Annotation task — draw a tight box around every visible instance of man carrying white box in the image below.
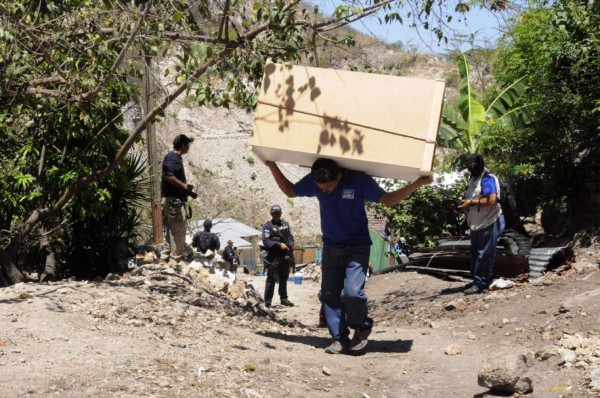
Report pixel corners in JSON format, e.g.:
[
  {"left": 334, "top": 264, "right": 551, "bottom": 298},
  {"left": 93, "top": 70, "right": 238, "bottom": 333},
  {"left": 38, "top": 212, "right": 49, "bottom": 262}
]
[{"left": 266, "top": 158, "right": 432, "bottom": 354}]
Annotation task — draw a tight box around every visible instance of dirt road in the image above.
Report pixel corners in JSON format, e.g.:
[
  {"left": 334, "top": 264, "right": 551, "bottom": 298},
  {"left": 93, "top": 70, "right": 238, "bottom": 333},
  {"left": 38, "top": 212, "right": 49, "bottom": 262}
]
[{"left": 0, "top": 260, "right": 598, "bottom": 397}]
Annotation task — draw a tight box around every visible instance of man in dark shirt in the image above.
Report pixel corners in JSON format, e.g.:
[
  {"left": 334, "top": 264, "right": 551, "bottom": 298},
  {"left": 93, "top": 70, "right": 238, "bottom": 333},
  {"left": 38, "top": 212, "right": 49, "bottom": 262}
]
[
  {"left": 266, "top": 158, "right": 431, "bottom": 354},
  {"left": 262, "top": 205, "right": 295, "bottom": 308},
  {"left": 161, "top": 134, "right": 196, "bottom": 262},
  {"left": 192, "top": 219, "right": 220, "bottom": 256}
]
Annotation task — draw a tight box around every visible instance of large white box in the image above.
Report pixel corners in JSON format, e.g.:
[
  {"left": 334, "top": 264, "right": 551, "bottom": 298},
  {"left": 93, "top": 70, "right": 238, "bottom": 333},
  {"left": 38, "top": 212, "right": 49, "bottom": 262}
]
[{"left": 250, "top": 63, "right": 445, "bottom": 181}]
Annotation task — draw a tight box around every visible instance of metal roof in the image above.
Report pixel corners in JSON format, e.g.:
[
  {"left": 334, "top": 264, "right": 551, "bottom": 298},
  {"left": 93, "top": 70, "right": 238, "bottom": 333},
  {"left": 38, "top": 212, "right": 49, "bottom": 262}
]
[{"left": 187, "top": 218, "right": 262, "bottom": 248}]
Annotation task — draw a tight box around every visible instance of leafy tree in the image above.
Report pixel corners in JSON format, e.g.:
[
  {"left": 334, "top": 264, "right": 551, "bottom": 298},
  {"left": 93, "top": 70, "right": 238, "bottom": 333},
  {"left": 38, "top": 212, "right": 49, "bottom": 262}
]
[
  {"left": 439, "top": 54, "right": 531, "bottom": 154},
  {"left": 0, "top": 0, "right": 512, "bottom": 285},
  {"left": 493, "top": 0, "right": 600, "bottom": 234},
  {"left": 368, "top": 176, "right": 466, "bottom": 247}
]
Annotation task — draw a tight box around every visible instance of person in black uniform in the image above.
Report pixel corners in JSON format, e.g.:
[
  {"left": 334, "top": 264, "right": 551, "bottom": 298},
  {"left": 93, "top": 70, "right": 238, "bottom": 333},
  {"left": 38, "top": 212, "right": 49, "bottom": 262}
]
[
  {"left": 262, "top": 205, "right": 295, "bottom": 308},
  {"left": 192, "top": 219, "right": 220, "bottom": 256}
]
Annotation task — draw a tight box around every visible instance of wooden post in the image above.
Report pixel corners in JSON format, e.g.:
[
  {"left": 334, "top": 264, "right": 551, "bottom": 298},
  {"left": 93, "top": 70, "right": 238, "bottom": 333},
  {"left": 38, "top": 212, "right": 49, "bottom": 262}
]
[{"left": 144, "top": 54, "right": 163, "bottom": 245}]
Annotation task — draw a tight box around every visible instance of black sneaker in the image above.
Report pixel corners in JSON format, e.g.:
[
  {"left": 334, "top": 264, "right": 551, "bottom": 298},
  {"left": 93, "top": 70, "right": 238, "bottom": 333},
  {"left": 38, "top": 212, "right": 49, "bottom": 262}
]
[
  {"left": 280, "top": 299, "right": 294, "bottom": 307},
  {"left": 349, "top": 327, "right": 372, "bottom": 351},
  {"left": 464, "top": 286, "right": 482, "bottom": 295},
  {"left": 324, "top": 339, "right": 349, "bottom": 354}
]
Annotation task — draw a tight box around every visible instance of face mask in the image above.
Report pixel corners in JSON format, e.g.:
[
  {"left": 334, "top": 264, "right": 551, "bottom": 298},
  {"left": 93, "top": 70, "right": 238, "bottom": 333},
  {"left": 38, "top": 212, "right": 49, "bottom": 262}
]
[{"left": 466, "top": 155, "right": 484, "bottom": 177}]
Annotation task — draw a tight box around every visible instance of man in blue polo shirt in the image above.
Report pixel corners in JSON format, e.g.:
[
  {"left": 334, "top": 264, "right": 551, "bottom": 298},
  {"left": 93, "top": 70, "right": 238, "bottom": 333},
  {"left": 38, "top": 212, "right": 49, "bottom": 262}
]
[
  {"left": 266, "top": 158, "right": 432, "bottom": 354},
  {"left": 458, "top": 154, "right": 505, "bottom": 295}
]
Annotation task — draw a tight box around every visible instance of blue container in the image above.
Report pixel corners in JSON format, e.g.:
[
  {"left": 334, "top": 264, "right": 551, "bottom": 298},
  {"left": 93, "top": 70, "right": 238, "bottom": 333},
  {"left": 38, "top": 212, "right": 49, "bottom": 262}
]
[
  {"left": 258, "top": 271, "right": 264, "bottom": 276},
  {"left": 294, "top": 275, "right": 303, "bottom": 285}
]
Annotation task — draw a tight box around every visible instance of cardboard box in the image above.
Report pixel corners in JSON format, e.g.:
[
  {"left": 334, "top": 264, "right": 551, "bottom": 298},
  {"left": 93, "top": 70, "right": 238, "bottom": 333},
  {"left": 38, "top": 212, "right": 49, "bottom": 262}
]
[{"left": 250, "top": 63, "right": 445, "bottom": 181}]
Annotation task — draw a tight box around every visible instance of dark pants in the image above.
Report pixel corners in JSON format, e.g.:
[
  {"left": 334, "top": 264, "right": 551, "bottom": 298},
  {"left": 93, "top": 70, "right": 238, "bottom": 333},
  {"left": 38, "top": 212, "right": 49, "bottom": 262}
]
[
  {"left": 321, "top": 244, "right": 372, "bottom": 341},
  {"left": 264, "top": 257, "right": 291, "bottom": 305},
  {"left": 470, "top": 215, "right": 505, "bottom": 290}
]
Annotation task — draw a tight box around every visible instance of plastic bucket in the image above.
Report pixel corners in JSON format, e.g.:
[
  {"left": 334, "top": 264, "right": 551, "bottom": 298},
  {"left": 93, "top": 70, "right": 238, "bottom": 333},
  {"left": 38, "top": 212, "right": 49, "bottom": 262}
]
[
  {"left": 258, "top": 271, "right": 264, "bottom": 276},
  {"left": 294, "top": 275, "right": 303, "bottom": 285}
]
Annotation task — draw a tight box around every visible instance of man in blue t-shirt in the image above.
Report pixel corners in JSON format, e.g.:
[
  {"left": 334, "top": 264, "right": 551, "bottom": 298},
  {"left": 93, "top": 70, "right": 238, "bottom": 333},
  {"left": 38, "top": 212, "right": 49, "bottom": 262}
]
[
  {"left": 458, "top": 154, "right": 505, "bottom": 294},
  {"left": 266, "top": 158, "right": 432, "bottom": 354}
]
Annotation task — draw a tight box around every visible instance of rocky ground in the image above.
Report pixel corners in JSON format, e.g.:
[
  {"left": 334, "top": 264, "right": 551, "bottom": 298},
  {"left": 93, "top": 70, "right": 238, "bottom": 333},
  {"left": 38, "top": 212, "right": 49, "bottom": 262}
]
[{"left": 1, "top": 242, "right": 599, "bottom": 397}]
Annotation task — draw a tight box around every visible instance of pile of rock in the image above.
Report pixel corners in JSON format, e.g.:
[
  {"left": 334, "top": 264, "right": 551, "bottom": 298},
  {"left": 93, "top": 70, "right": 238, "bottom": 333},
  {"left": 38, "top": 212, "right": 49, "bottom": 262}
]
[
  {"left": 300, "top": 263, "right": 321, "bottom": 282},
  {"left": 117, "top": 253, "right": 272, "bottom": 320},
  {"left": 537, "top": 332, "right": 600, "bottom": 393}
]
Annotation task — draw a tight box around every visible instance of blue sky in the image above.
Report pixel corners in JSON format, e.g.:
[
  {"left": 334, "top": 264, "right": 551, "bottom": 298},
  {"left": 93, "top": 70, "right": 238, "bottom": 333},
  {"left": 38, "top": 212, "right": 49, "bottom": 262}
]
[{"left": 305, "top": 1, "right": 514, "bottom": 53}]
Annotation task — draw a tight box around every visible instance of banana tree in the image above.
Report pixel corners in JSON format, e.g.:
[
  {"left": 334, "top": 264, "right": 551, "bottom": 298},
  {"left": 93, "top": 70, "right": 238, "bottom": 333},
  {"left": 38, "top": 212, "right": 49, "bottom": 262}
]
[{"left": 439, "top": 54, "right": 531, "bottom": 154}]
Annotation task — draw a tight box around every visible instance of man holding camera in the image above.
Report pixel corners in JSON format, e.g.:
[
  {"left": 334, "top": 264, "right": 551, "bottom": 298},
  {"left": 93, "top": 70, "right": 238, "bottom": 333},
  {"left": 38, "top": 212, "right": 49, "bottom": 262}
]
[
  {"left": 161, "top": 134, "right": 197, "bottom": 262},
  {"left": 458, "top": 154, "right": 505, "bottom": 295}
]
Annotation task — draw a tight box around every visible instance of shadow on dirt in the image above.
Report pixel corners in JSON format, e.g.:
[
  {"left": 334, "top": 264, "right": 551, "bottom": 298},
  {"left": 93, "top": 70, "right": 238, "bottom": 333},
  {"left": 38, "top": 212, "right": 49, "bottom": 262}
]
[
  {"left": 473, "top": 391, "right": 515, "bottom": 397},
  {"left": 257, "top": 331, "right": 413, "bottom": 354}
]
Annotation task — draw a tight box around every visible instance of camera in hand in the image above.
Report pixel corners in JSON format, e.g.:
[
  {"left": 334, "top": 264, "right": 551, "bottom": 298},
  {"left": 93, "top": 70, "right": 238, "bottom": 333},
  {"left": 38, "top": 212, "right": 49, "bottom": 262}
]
[{"left": 186, "top": 184, "right": 198, "bottom": 199}]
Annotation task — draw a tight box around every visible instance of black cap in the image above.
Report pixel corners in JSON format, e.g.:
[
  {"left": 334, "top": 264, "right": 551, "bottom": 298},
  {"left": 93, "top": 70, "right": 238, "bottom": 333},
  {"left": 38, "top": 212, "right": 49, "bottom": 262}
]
[
  {"left": 203, "top": 219, "right": 212, "bottom": 228},
  {"left": 270, "top": 205, "right": 282, "bottom": 214},
  {"left": 173, "top": 134, "right": 194, "bottom": 148}
]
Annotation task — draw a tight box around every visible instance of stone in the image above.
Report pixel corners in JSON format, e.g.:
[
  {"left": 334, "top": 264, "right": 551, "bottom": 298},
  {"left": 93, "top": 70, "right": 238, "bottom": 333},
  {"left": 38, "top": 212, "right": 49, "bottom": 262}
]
[
  {"left": 572, "top": 262, "right": 586, "bottom": 273},
  {"left": 208, "top": 274, "right": 230, "bottom": 293},
  {"left": 478, "top": 352, "right": 534, "bottom": 394},
  {"left": 589, "top": 368, "right": 600, "bottom": 391},
  {"left": 561, "top": 334, "right": 582, "bottom": 350},
  {"left": 444, "top": 301, "right": 457, "bottom": 311},
  {"left": 228, "top": 283, "right": 246, "bottom": 300},
  {"left": 322, "top": 366, "right": 332, "bottom": 376},
  {"left": 244, "top": 389, "right": 263, "bottom": 398},
  {"left": 559, "top": 349, "right": 576, "bottom": 365},
  {"left": 445, "top": 344, "right": 462, "bottom": 356},
  {"left": 467, "top": 331, "right": 477, "bottom": 340},
  {"left": 584, "top": 263, "right": 599, "bottom": 273}
]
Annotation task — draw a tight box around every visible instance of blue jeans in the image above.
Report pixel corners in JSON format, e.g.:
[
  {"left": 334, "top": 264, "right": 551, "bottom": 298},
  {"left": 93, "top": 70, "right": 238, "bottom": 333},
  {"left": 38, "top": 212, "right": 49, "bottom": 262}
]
[
  {"left": 470, "top": 215, "right": 505, "bottom": 290},
  {"left": 321, "top": 244, "right": 372, "bottom": 341}
]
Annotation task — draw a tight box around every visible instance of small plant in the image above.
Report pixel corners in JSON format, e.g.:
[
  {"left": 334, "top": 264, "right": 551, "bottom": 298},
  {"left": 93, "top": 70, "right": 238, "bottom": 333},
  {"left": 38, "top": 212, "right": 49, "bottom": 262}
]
[
  {"left": 226, "top": 160, "right": 234, "bottom": 170},
  {"left": 250, "top": 172, "right": 257, "bottom": 181},
  {"left": 286, "top": 198, "right": 294, "bottom": 207},
  {"left": 246, "top": 156, "right": 256, "bottom": 166}
]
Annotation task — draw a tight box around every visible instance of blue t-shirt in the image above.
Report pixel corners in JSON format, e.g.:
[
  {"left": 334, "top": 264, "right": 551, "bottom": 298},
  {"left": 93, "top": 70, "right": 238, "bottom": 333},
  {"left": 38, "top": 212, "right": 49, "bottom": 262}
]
[
  {"left": 481, "top": 174, "right": 498, "bottom": 197},
  {"left": 294, "top": 170, "right": 385, "bottom": 249}
]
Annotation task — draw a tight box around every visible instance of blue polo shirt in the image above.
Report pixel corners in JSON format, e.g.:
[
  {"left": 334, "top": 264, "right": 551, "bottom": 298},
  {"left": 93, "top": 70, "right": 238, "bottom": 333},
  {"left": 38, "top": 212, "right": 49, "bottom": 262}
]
[{"left": 294, "top": 170, "right": 385, "bottom": 249}]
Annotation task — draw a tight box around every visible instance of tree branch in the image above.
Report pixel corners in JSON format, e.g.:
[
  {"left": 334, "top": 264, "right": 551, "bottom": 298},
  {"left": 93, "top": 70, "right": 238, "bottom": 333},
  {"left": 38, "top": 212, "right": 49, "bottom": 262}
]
[{"left": 73, "top": 4, "right": 150, "bottom": 102}]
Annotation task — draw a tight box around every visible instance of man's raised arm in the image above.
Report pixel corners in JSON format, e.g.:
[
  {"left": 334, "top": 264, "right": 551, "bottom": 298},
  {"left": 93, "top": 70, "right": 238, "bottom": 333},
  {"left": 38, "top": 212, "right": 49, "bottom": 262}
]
[
  {"left": 379, "top": 175, "right": 433, "bottom": 206},
  {"left": 265, "top": 161, "right": 297, "bottom": 198}
]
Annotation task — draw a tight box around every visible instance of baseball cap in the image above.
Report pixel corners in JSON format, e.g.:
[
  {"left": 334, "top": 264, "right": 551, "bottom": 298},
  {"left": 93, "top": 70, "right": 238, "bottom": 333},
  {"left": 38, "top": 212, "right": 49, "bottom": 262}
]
[
  {"left": 227, "top": 240, "right": 233, "bottom": 244},
  {"left": 173, "top": 134, "right": 194, "bottom": 147},
  {"left": 270, "top": 205, "right": 282, "bottom": 214}
]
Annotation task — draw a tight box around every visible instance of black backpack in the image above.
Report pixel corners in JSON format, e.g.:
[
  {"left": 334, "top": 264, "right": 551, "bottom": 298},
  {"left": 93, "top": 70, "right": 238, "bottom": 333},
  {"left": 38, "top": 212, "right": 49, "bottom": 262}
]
[
  {"left": 481, "top": 172, "right": 522, "bottom": 232},
  {"left": 195, "top": 231, "right": 214, "bottom": 253}
]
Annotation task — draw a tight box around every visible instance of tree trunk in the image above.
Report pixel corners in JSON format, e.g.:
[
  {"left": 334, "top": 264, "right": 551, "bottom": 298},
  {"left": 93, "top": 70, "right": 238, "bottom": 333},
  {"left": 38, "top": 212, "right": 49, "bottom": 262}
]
[{"left": 0, "top": 238, "right": 24, "bottom": 287}]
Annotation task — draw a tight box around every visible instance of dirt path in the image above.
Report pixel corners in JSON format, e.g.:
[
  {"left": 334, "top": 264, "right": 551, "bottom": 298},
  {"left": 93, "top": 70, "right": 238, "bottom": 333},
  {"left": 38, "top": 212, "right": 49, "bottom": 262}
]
[{"left": 1, "top": 262, "right": 598, "bottom": 397}]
